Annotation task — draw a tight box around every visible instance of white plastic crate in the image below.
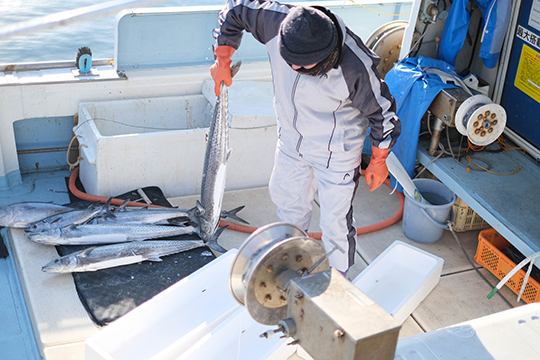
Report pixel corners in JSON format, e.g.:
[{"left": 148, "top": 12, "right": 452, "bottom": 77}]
[
  {"left": 86, "top": 241, "right": 444, "bottom": 360},
  {"left": 85, "top": 250, "right": 242, "bottom": 360},
  {"left": 76, "top": 80, "right": 276, "bottom": 198},
  {"left": 85, "top": 249, "right": 299, "bottom": 360},
  {"left": 353, "top": 241, "right": 444, "bottom": 324}
]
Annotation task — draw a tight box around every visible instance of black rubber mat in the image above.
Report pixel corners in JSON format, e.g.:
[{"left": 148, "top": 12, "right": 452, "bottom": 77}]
[
  {"left": 61, "top": 178, "right": 216, "bottom": 326},
  {"left": 0, "top": 230, "right": 8, "bottom": 258}
]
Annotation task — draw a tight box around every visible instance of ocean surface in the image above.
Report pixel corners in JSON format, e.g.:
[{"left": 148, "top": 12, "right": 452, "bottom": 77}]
[{"left": 0, "top": 0, "right": 311, "bottom": 63}]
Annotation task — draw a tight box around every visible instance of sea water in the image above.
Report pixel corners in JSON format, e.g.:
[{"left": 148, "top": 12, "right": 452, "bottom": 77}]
[{"left": 0, "top": 0, "right": 312, "bottom": 63}]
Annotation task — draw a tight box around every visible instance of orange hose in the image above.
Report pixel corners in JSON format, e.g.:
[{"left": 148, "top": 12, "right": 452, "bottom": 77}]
[
  {"left": 220, "top": 174, "right": 404, "bottom": 239},
  {"left": 69, "top": 167, "right": 404, "bottom": 238},
  {"left": 69, "top": 167, "right": 164, "bottom": 208}
]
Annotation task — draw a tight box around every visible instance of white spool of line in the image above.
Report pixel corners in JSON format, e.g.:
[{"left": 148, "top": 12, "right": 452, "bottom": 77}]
[{"left": 455, "top": 95, "right": 506, "bottom": 146}]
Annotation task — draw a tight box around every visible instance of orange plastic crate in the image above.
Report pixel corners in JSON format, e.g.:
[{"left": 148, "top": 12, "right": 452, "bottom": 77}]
[{"left": 474, "top": 228, "right": 540, "bottom": 304}]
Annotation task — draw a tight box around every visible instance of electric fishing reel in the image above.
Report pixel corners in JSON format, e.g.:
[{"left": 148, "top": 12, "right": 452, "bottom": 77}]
[
  {"left": 455, "top": 94, "right": 506, "bottom": 146},
  {"left": 229, "top": 223, "right": 329, "bottom": 325},
  {"left": 229, "top": 223, "right": 400, "bottom": 360}
]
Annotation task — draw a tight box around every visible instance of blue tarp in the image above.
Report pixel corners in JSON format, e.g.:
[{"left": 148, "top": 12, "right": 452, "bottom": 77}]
[
  {"left": 384, "top": 56, "right": 459, "bottom": 191},
  {"left": 438, "top": 0, "right": 512, "bottom": 68}
]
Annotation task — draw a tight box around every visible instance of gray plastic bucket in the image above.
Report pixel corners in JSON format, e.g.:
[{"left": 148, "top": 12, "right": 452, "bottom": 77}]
[{"left": 402, "top": 179, "right": 456, "bottom": 244}]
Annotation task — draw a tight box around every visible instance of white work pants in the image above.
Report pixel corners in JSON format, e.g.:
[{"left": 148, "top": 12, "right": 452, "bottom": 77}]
[{"left": 269, "top": 145, "right": 359, "bottom": 272}]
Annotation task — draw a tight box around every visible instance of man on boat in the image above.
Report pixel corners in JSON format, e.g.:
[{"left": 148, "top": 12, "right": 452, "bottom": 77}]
[{"left": 210, "top": 1, "right": 401, "bottom": 274}]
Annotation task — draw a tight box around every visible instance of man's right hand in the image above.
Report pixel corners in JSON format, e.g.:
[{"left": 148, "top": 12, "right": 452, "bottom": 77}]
[
  {"left": 365, "top": 146, "right": 390, "bottom": 191},
  {"left": 210, "top": 45, "right": 236, "bottom": 96}
]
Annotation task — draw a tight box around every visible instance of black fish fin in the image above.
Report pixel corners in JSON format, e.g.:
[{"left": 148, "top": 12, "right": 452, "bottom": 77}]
[
  {"left": 196, "top": 200, "right": 206, "bottom": 216},
  {"left": 167, "top": 218, "right": 191, "bottom": 226},
  {"left": 104, "top": 197, "right": 113, "bottom": 208},
  {"left": 187, "top": 206, "right": 200, "bottom": 224},
  {"left": 118, "top": 199, "right": 129, "bottom": 211},
  {"left": 221, "top": 205, "right": 249, "bottom": 225},
  {"left": 226, "top": 148, "right": 232, "bottom": 161},
  {"left": 102, "top": 198, "right": 116, "bottom": 218},
  {"left": 79, "top": 247, "right": 95, "bottom": 258},
  {"left": 230, "top": 61, "right": 242, "bottom": 78},
  {"left": 207, "top": 226, "right": 228, "bottom": 253},
  {"left": 64, "top": 223, "right": 77, "bottom": 231}
]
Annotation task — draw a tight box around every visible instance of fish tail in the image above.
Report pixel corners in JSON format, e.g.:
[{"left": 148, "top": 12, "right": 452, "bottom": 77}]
[
  {"left": 221, "top": 205, "right": 249, "bottom": 225},
  {"left": 206, "top": 225, "right": 228, "bottom": 253}
]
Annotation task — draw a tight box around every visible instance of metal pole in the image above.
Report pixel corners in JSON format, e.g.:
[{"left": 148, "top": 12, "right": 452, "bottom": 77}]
[
  {"left": 17, "top": 147, "right": 79, "bottom": 155},
  {"left": 0, "top": 0, "right": 169, "bottom": 41}
]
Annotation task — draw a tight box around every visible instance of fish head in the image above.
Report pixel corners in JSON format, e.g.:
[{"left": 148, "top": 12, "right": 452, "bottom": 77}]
[
  {"left": 186, "top": 206, "right": 201, "bottom": 224},
  {"left": 25, "top": 221, "right": 47, "bottom": 233},
  {"left": 42, "top": 256, "right": 77, "bottom": 273},
  {"left": 0, "top": 207, "right": 12, "bottom": 227},
  {"left": 28, "top": 228, "right": 62, "bottom": 244},
  {"left": 198, "top": 218, "right": 215, "bottom": 242}
]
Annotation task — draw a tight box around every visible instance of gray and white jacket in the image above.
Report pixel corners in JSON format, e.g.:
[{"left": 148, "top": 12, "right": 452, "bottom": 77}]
[{"left": 213, "top": 0, "right": 401, "bottom": 171}]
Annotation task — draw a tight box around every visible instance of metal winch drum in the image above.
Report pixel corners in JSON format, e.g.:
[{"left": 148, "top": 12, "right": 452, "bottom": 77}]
[
  {"left": 230, "top": 223, "right": 329, "bottom": 325},
  {"left": 455, "top": 94, "right": 507, "bottom": 146}
]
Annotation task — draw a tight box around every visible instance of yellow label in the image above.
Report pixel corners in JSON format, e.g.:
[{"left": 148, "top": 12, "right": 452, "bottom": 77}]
[{"left": 515, "top": 44, "right": 540, "bottom": 104}]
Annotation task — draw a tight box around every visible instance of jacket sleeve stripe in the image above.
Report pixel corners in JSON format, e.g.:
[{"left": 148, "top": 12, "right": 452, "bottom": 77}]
[
  {"left": 213, "top": 0, "right": 290, "bottom": 47},
  {"left": 343, "top": 29, "right": 400, "bottom": 149}
]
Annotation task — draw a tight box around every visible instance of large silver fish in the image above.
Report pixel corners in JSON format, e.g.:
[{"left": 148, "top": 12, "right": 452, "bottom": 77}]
[
  {"left": 96, "top": 204, "right": 200, "bottom": 225},
  {"left": 197, "top": 61, "right": 242, "bottom": 242},
  {"left": 0, "top": 202, "right": 72, "bottom": 228},
  {"left": 26, "top": 198, "right": 114, "bottom": 232},
  {"left": 28, "top": 223, "right": 198, "bottom": 246},
  {"left": 98, "top": 203, "right": 248, "bottom": 226},
  {"left": 41, "top": 239, "right": 220, "bottom": 273}
]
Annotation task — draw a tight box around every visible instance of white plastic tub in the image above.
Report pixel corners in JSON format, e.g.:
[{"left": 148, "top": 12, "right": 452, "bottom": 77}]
[
  {"left": 76, "top": 95, "right": 211, "bottom": 198},
  {"left": 353, "top": 241, "right": 444, "bottom": 324},
  {"left": 175, "top": 308, "right": 296, "bottom": 360},
  {"left": 86, "top": 241, "right": 444, "bottom": 360},
  {"left": 85, "top": 250, "right": 242, "bottom": 360},
  {"left": 85, "top": 249, "right": 298, "bottom": 360},
  {"left": 76, "top": 80, "right": 277, "bottom": 198}
]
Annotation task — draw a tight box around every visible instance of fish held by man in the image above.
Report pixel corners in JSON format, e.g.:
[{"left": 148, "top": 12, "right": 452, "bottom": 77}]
[{"left": 197, "top": 61, "right": 242, "bottom": 243}]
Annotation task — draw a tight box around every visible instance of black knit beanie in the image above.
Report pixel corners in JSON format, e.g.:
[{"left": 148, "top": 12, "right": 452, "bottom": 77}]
[{"left": 278, "top": 6, "right": 338, "bottom": 66}]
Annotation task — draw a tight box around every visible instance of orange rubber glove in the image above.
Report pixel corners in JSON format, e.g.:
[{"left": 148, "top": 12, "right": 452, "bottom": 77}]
[
  {"left": 365, "top": 146, "right": 390, "bottom": 191},
  {"left": 210, "top": 45, "right": 235, "bottom": 96}
]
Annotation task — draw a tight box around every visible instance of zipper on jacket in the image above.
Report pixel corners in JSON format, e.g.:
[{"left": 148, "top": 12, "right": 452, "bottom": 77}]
[
  {"left": 291, "top": 73, "right": 303, "bottom": 156},
  {"left": 326, "top": 100, "right": 342, "bottom": 168}
]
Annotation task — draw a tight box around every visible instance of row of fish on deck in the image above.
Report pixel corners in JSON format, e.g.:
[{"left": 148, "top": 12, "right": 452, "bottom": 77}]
[
  {"left": 0, "top": 62, "right": 244, "bottom": 274},
  {"left": 0, "top": 200, "right": 246, "bottom": 273}
]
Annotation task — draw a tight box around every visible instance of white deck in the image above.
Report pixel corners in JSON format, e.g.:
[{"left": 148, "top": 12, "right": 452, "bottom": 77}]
[{"left": 3, "top": 169, "right": 524, "bottom": 360}]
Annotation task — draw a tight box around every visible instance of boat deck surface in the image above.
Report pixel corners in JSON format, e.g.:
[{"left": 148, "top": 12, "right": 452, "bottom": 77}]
[{"left": 0, "top": 169, "right": 524, "bottom": 360}]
